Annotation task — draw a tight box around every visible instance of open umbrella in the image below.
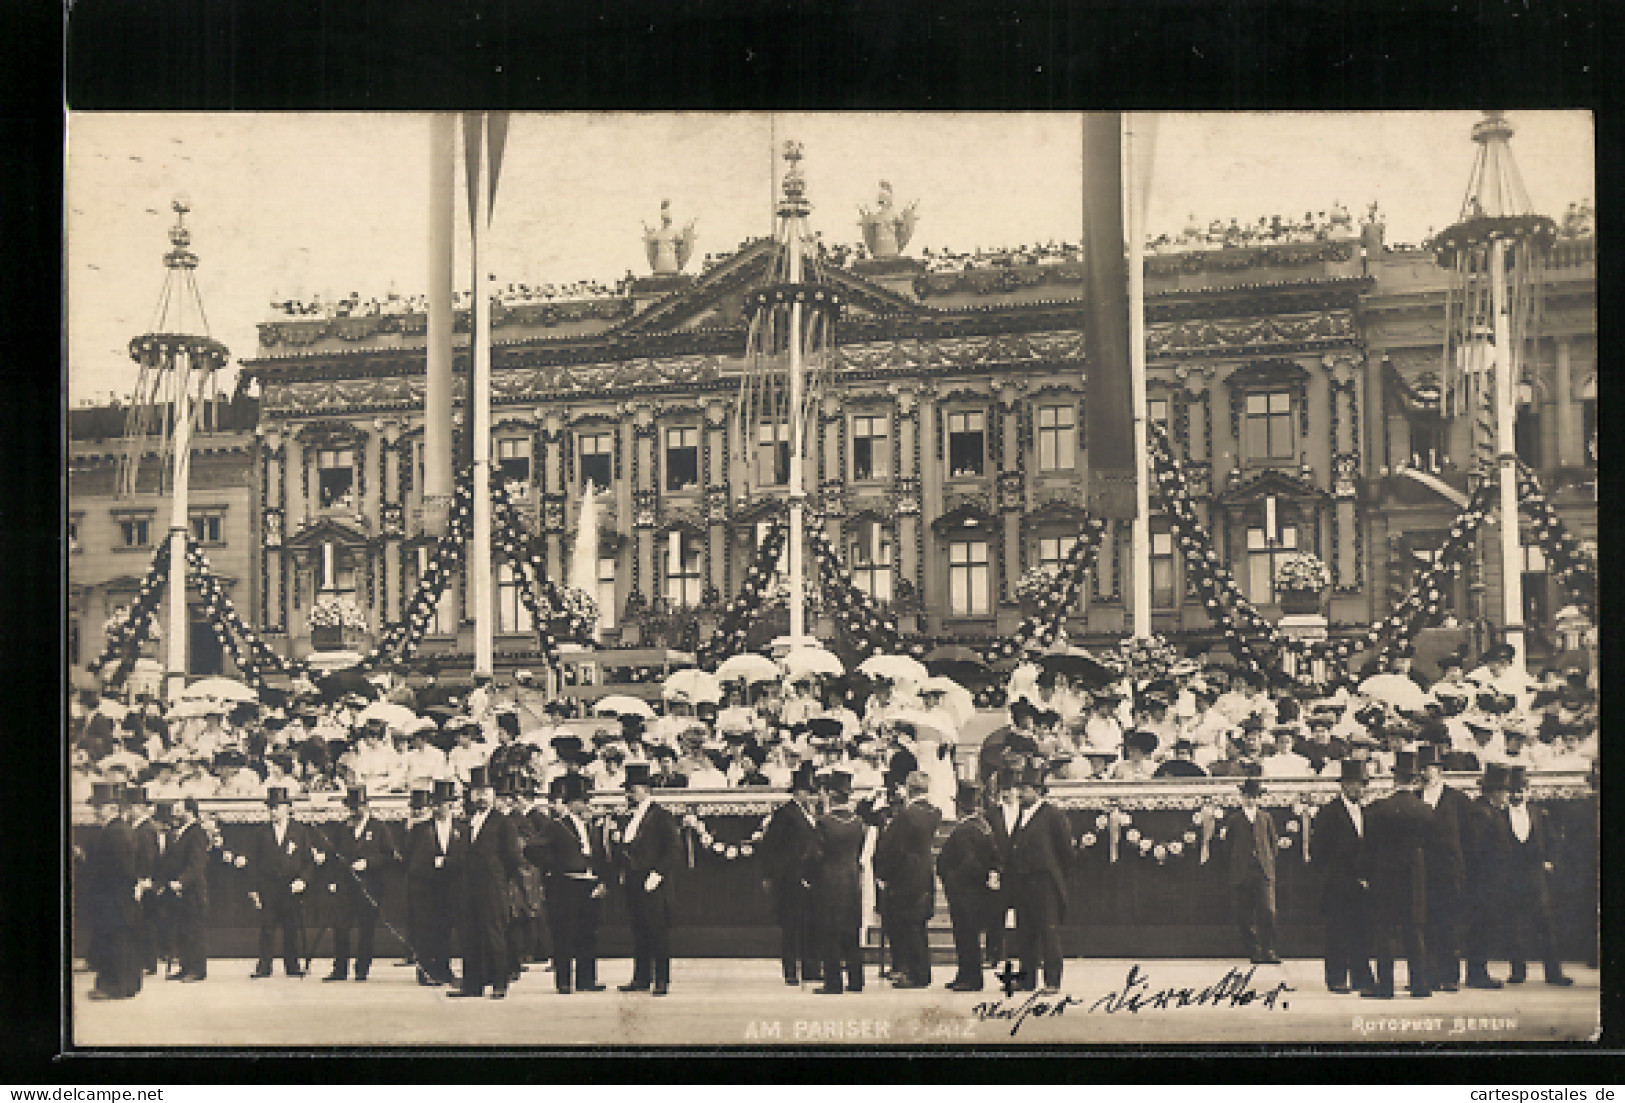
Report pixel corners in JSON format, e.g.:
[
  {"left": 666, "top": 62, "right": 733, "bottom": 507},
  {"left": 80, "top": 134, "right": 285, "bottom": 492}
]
[
  {"left": 921, "top": 676, "right": 976, "bottom": 726},
  {"left": 926, "top": 658, "right": 996, "bottom": 686},
  {"left": 1038, "top": 647, "right": 1118, "bottom": 689},
  {"left": 1358, "top": 672, "right": 1432, "bottom": 712},
  {"left": 858, "top": 654, "right": 929, "bottom": 684},
  {"left": 358, "top": 701, "right": 419, "bottom": 729},
  {"left": 663, "top": 668, "right": 723, "bottom": 705},
  {"left": 95, "top": 698, "right": 129, "bottom": 721},
  {"left": 781, "top": 647, "right": 845, "bottom": 680},
  {"left": 714, "top": 653, "right": 781, "bottom": 684},
  {"left": 179, "top": 676, "right": 258, "bottom": 703},
  {"left": 883, "top": 707, "right": 956, "bottom": 741},
  {"left": 316, "top": 668, "right": 383, "bottom": 703},
  {"left": 923, "top": 644, "right": 985, "bottom": 666},
  {"left": 165, "top": 698, "right": 214, "bottom": 719},
  {"left": 593, "top": 695, "right": 657, "bottom": 720}
]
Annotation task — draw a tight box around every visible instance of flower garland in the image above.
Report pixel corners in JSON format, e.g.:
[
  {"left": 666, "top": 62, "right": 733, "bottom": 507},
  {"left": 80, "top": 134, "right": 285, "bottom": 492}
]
[
  {"left": 87, "top": 540, "right": 172, "bottom": 687},
  {"left": 696, "top": 518, "right": 789, "bottom": 671},
  {"left": 307, "top": 594, "right": 368, "bottom": 631},
  {"left": 805, "top": 522, "right": 908, "bottom": 658},
  {"left": 104, "top": 605, "right": 160, "bottom": 645},
  {"left": 1275, "top": 551, "right": 1331, "bottom": 593},
  {"left": 359, "top": 469, "right": 475, "bottom": 670},
  {"left": 982, "top": 517, "right": 1109, "bottom": 661},
  {"left": 679, "top": 810, "right": 772, "bottom": 859},
  {"left": 186, "top": 538, "right": 308, "bottom": 688},
  {"left": 1516, "top": 462, "right": 1596, "bottom": 619}
]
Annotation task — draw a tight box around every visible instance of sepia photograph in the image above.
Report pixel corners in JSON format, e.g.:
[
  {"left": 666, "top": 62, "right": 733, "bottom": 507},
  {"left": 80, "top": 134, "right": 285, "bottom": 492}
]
[{"left": 64, "top": 109, "right": 1598, "bottom": 1048}]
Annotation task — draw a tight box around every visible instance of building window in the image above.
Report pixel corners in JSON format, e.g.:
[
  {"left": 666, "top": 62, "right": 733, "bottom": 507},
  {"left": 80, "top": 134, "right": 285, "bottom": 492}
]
[
  {"left": 117, "top": 516, "right": 152, "bottom": 549},
  {"left": 579, "top": 432, "right": 614, "bottom": 491},
  {"left": 947, "top": 411, "right": 986, "bottom": 478},
  {"left": 1514, "top": 405, "right": 1542, "bottom": 468},
  {"left": 757, "top": 422, "right": 790, "bottom": 487},
  {"left": 496, "top": 437, "right": 532, "bottom": 485},
  {"left": 1246, "top": 523, "right": 1298, "bottom": 604},
  {"left": 852, "top": 414, "right": 889, "bottom": 481},
  {"left": 597, "top": 555, "right": 618, "bottom": 631},
  {"left": 850, "top": 520, "right": 893, "bottom": 604},
  {"left": 191, "top": 513, "right": 224, "bottom": 546},
  {"left": 319, "top": 541, "right": 357, "bottom": 596},
  {"left": 317, "top": 448, "right": 356, "bottom": 510},
  {"left": 1148, "top": 398, "right": 1170, "bottom": 426},
  {"left": 415, "top": 546, "right": 456, "bottom": 633},
  {"left": 69, "top": 515, "right": 82, "bottom": 554},
  {"left": 497, "top": 562, "right": 533, "bottom": 634},
  {"left": 1243, "top": 392, "right": 1295, "bottom": 463},
  {"left": 1522, "top": 544, "right": 1549, "bottom": 627},
  {"left": 664, "top": 531, "right": 703, "bottom": 608},
  {"left": 1151, "top": 530, "right": 1177, "bottom": 609},
  {"left": 948, "top": 539, "right": 991, "bottom": 616},
  {"left": 1036, "top": 404, "right": 1076, "bottom": 472},
  {"left": 665, "top": 427, "right": 700, "bottom": 491}
]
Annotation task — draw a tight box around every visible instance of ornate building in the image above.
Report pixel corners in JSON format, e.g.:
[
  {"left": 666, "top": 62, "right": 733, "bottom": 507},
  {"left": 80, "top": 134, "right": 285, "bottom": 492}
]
[{"left": 239, "top": 205, "right": 1403, "bottom": 670}]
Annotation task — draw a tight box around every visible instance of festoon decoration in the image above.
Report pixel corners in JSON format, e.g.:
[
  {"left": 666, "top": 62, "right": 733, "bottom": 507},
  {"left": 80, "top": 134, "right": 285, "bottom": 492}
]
[
  {"left": 1516, "top": 461, "right": 1596, "bottom": 619},
  {"left": 358, "top": 466, "right": 475, "bottom": 670},
  {"left": 980, "top": 517, "right": 1110, "bottom": 662},
  {"left": 490, "top": 474, "right": 599, "bottom": 667},
  {"left": 88, "top": 539, "right": 172, "bottom": 687},
  {"left": 804, "top": 519, "right": 909, "bottom": 658},
  {"left": 696, "top": 517, "right": 790, "bottom": 671},
  {"left": 186, "top": 537, "right": 308, "bottom": 688}
]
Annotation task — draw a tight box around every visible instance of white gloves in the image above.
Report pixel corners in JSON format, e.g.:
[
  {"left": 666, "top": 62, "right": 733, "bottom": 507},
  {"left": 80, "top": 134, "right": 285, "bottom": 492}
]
[
  {"left": 169, "top": 880, "right": 183, "bottom": 893},
  {"left": 352, "top": 858, "right": 367, "bottom": 872},
  {"left": 312, "top": 850, "right": 327, "bottom": 865},
  {"left": 290, "top": 878, "right": 306, "bottom": 894},
  {"left": 987, "top": 870, "right": 1000, "bottom": 891},
  {"left": 644, "top": 871, "right": 662, "bottom": 893},
  {"left": 249, "top": 891, "right": 262, "bottom": 909}
]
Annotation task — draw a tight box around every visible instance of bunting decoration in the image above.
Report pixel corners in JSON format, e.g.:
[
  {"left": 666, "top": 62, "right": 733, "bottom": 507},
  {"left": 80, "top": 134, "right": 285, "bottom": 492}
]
[
  {"left": 88, "top": 540, "right": 172, "bottom": 686},
  {"left": 696, "top": 518, "right": 790, "bottom": 671},
  {"left": 186, "top": 538, "right": 307, "bottom": 687},
  {"left": 805, "top": 522, "right": 908, "bottom": 657},
  {"left": 1516, "top": 462, "right": 1597, "bottom": 618},
  {"left": 982, "top": 518, "right": 1109, "bottom": 661}
]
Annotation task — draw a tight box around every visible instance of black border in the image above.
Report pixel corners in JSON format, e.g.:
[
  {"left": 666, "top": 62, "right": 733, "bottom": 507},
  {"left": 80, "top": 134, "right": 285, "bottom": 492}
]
[{"left": 11, "top": 0, "right": 1621, "bottom": 1083}]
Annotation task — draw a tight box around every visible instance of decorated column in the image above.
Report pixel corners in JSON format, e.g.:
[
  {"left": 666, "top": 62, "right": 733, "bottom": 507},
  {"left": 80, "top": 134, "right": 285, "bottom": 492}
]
[
  {"left": 998, "top": 384, "right": 1023, "bottom": 603},
  {"left": 632, "top": 404, "right": 657, "bottom": 604},
  {"left": 543, "top": 411, "right": 566, "bottom": 582},
  {"left": 382, "top": 421, "right": 403, "bottom": 625},
  {"left": 820, "top": 395, "right": 844, "bottom": 549},
  {"left": 706, "top": 402, "right": 729, "bottom": 596},
  {"left": 895, "top": 386, "right": 921, "bottom": 596},
  {"left": 263, "top": 429, "right": 287, "bottom": 632}
]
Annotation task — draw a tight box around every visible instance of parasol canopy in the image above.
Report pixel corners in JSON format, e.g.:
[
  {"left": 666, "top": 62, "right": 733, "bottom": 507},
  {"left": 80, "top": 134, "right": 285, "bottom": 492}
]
[
  {"left": 715, "top": 653, "right": 782, "bottom": 684},
  {"left": 920, "top": 676, "right": 976, "bottom": 726},
  {"left": 923, "top": 644, "right": 985, "bottom": 665},
  {"left": 781, "top": 646, "right": 845, "bottom": 680},
  {"left": 1358, "top": 672, "right": 1433, "bottom": 712},
  {"left": 663, "top": 668, "right": 723, "bottom": 705},
  {"left": 593, "top": 695, "right": 657, "bottom": 720},
  {"left": 178, "top": 676, "right": 259, "bottom": 703},
  {"left": 317, "top": 668, "right": 383, "bottom": 703},
  {"left": 1038, "top": 647, "right": 1118, "bottom": 689},
  {"left": 883, "top": 708, "right": 956, "bottom": 742},
  {"left": 858, "top": 654, "right": 929, "bottom": 684},
  {"left": 95, "top": 698, "right": 130, "bottom": 720},
  {"left": 357, "top": 701, "right": 419, "bottom": 730}
]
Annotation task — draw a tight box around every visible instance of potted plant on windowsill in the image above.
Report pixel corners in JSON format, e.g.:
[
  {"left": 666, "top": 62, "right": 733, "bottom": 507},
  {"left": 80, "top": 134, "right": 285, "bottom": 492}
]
[
  {"left": 1275, "top": 551, "right": 1331, "bottom": 616},
  {"left": 308, "top": 594, "right": 368, "bottom": 650}
]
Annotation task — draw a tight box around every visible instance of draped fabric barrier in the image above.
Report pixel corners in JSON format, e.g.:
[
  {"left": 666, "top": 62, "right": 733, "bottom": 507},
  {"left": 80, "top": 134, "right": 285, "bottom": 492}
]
[{"left": 71, "top": 775, "right": 1596, "bottom": 961}]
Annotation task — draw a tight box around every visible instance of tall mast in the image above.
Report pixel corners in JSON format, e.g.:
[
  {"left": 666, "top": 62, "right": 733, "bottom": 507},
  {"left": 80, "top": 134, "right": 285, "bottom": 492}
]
[
  {"left": 784, "top": 142, "right": 809, "bottom": 644},
  {"left": 1125, "top": 115, "right": 1152, "bottom": 639}
]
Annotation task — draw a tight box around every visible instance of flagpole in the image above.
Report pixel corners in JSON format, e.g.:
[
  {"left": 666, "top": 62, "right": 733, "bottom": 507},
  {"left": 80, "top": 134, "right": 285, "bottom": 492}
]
[
  {"left": 786, "top": 160, "right": 807, "bottom": 646},
  {"left": 1125, "top": 114, "right": 1152, "bottom": 639},
  {"left": 470, "top": 116, "right": 495, "bottom": 681}
]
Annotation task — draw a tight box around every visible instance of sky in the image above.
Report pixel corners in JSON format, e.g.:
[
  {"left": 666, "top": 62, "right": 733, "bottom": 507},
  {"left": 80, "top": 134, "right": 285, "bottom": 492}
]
[{"left": 65, "top": 111, "right": 1594, "bottom": 404}]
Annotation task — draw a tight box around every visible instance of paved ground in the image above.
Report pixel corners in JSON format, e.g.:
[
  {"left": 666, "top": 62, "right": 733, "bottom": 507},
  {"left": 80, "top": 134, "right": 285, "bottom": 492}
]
[{"left": 72, "top": 958, "right": 1599, "bottom": 1047}]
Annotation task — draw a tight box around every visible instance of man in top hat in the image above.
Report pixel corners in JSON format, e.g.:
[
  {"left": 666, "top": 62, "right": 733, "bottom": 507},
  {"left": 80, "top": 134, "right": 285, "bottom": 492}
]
[
  {"left": 321, "top": 786, "right": 399, "bottom": 983},
  {"left": 1154, "top": 737, "right": 1209, "bottom": 778},
  {"left": 447, "top": 766, "right": 523, "bottom": 999},
  {"left": 1009, "top": 760, "right": 1073, "bottom": 994},
  {"left": 616, "top": 761, "right": 682, "bottom": 995},
  {"left": 1223, "top": 775, "right": 1281, "bottom": 966},
  {"left": 125, "top": 785, "right": 167, "bottom": 977},
  {"left": 811, "top": 768, "right": 868, "bottom": 994},
  {"left": 1312, "top": 760, "right": 1375, "bottom": 992},
  {"left": 157, "top": 796, "right": 211, "bottom": 982},
  {"left": 1501, "top": 766, "right": 1573, "bottom": 986},
  {"left": 759, "top": 761, "right": 824, "bottom": 986},
  {"left": 1460, "top": 763, "right": 1511, "bottom": 988},
  {"left": 405, "top": 779, "right": 462, "bottom": 986},
  {"left": 85, "top": 782, "right": 144, "bottom": 999},
  {"left": 984, "top": 765, "right": 1022, "bottom": 966},
  {"left": 875, "top": 770, "right": 942, "bottom": 989},
  {"left": 1415, "top": 739, "right": 1469, "bottom": 992},
  {"left": 936, "top": 778, "right": 1000, "bottom": 991},
  {"left": 535, "top": 771, "right": 608, "bottom": 993},
  {"left": 248, "top": 786, "right": 314, "bottom": 978},
  {"left": 1362, "top": 750, "right": 1435, "bottom": 998}
]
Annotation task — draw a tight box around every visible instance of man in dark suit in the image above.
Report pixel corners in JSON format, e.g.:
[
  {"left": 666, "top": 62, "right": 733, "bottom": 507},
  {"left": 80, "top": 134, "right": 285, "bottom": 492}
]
[
  {"left": 158, "top": 797, "right": 211, "bottom": 983},
  {"left": 1362, "top": 751, "right": 1434, "bottom": 998},
  {"left": 1224, "top": 775, "right": 1281, "bottom": 965},
  {"left": 532, "top": 771, "right": 608, "bottom": 993},
  {"left": 250, "top": 786, "right": 313, "bottom": 978},
  {"left": 126, "top": 787, "right": 168, "bottom": 976},
  {"left": 874, "top": 769, "right": 942, "bottom": 989},
  {"left": 617, "top": 762, "right": 682, "bottom": 995},
  {"left": 85, "top": 783, "right": 143, "bottom": 1000},
  {"left": 984, "top": 766, "right": 1021, "bottom": 966},
  {"left": 811, "top": 768, "right": 867, "bottom": 994},
  {"left": 321, "top": 786, "right": 398, "bottom": 983},
  {"left": 1416, "top": 738, "right": 1469, "bottom": 992},
  {"left": 448, "top": 766, "right": 523, "bottom": 999},
  {"left": 758, "top": 762, "right": 823, "bottom": 986},
  {"left": 406, "top": 779, "right": 462, "bottom": 987},
  {"left": 1461, "top": 762, "right": 1510, "bottom": 988},
  {"left": 1010, "top": 760, "right": 1073, "bottom": 994},
  {"left": 1311, "top": 760, "right": 1374, "bottom": 992},
  {"left": 1501, "top": 767, "right": 1573, "bottom": 986},
  {"left": 937, "top": 779, "right": 1000, "bottom": 991}
]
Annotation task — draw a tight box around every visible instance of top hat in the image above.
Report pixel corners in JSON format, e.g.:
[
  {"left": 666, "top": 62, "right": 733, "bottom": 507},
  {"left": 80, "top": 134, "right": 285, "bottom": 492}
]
[
  {"left": 1171, "top": 736, "right": 1197, "bottom": 754},
  {"left": 123, "top": 784, "right": 150, "bottom": 805},
  {"left": 1504, "top": 764, "right": 1530, "bottom": 791},
  {"left": 954, "top": 778, "right": 983, "bottom": 810},
  {"left": 1124, "top": 729, "right": 1160, "bottom": 756},
  {"left": 790, "top": 762, "right": 820, "bottom": 793},
  {"left": 807, "top": 716, "right": 845, "bottom": 741},
  {"left": 1240, "top": 714, "right": 1266, "bottom": 733},
  {"left": 408, "top": 787, "right": 431, "bottom": 811},
  {"left": 1480, "top": 762, "right": 1510, "bottom": 792},
  {"left": 743, "top": 742, "right": 771, "bottom": 768},
  {"left": 650, "top": 743, "right": 678, "bottom": 761},
  {"left": 1239, "top": 776, "right": 1265, "bottom": 797},
  {"left": 342, "top": 785, "right": 368, "bottom": 808},
  {"left": 90, "top": 781, "right": 121, "bottom": 806},
  {"left": 432, "top": 779, "right": 458, "bottom": 804},
  {"left": 1392, "top": 749, "right": 1419, "bottom": 779},
  {"left": 1418, "top": 719, "right": 1450, "bottom": 745},
  {"left": 264, "top": 786, "right": 293, "bottom": 807},
  {"left": 556, "top": 772, "right": 590, "bottom": 803},
  {"left": 467, "top": 766, "right": 492, "bottom": 791},
  {"left": 1338, "top": 758, "right": 1370, "bottom": 782},
  {"left": 824, "top": 768, "right": 854, "bottom": 796},
  {"left": 1018, "top": 760, "right": 1047, "bottom": 788},
  {"left": 623, "top": 761, "right": 654, "bottom": 789},
  {"left": 1414, "top": 743, "right": 1442, "bottom": 769}
]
